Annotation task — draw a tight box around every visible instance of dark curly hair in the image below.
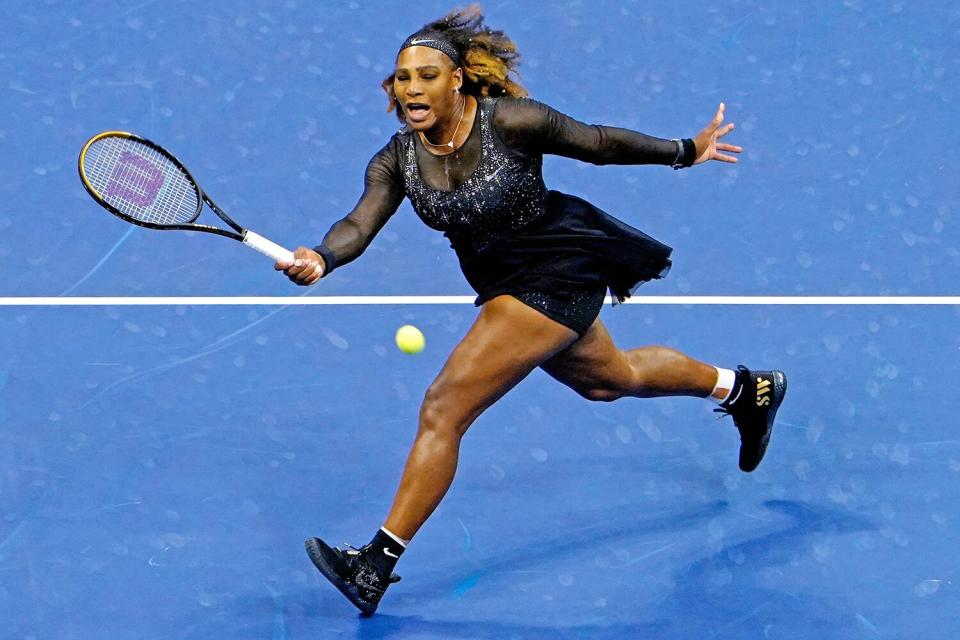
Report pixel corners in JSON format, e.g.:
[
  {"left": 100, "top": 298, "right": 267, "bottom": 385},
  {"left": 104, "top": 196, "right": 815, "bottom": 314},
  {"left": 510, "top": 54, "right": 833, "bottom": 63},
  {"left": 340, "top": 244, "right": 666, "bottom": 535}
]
[{"left": 382, "top": 5, "right": 528, "bottom": 121}]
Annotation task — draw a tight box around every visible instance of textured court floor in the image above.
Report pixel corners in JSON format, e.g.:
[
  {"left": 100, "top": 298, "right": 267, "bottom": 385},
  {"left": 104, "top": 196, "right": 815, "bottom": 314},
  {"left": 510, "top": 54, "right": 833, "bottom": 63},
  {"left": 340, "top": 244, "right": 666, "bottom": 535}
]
[
  {"left": 2, "top": 304, "right": 957, "bottom": 638},
  {"left": 1, "top": 1, "right": 957, "bottom": 638}
]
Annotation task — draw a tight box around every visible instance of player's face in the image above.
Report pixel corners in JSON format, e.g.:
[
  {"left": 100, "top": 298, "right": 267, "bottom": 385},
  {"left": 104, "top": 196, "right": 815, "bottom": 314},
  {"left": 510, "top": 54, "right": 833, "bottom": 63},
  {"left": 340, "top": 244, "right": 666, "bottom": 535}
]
[{"left": 394, "top": 46, "right": 462, "bottom": 132}]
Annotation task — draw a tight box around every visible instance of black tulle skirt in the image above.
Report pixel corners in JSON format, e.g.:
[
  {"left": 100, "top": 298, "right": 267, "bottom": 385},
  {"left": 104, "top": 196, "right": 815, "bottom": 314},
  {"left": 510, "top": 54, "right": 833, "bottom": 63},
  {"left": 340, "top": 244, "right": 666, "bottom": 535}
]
[{"left": 451, "top": 190, "right": 673, "bottom": 333}]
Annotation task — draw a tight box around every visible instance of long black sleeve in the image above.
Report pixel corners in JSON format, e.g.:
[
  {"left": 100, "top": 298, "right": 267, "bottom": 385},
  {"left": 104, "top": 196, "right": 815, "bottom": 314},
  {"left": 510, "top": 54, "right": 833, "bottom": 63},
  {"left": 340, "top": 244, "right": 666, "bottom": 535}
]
[
  {"left": 492, "top": 97, "right": 680, "bottom": 166},
  {"left": 315, "top": 137, "right": 405, "bottom": 273}
]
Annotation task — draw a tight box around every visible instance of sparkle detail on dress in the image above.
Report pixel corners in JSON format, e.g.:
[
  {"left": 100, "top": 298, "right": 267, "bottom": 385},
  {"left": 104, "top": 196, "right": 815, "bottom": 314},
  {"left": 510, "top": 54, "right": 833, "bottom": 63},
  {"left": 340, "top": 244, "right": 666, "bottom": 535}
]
[
  {"left": 513, "top": 288, "right": 606, "bottom": 336},
  {"left": 400, "top": 98, "right": 548, "bottom": 251}
]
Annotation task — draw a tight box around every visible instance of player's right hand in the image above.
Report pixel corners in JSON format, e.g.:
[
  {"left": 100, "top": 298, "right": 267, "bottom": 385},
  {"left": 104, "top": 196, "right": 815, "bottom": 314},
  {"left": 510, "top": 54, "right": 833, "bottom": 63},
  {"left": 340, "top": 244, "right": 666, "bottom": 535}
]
[{"left": 275, "top": 246, "right": 324, "bottom": 286}]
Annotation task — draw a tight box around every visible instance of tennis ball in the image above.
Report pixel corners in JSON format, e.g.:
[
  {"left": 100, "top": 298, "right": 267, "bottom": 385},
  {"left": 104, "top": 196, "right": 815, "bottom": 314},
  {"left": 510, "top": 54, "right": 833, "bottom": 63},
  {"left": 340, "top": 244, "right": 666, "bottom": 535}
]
[{"left": 395, "top": 324, "right": 425, "bottom": 354}]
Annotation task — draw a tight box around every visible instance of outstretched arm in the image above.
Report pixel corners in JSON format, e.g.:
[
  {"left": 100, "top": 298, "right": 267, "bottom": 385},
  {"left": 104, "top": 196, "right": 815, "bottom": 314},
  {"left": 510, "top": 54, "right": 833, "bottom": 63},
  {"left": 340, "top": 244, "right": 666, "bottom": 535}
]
[
  {"left": 277, "top": 141, "right": 405, "bottom": 286},
  {"left": 492, "top": 98, "right": 741, "bottom": 167}
]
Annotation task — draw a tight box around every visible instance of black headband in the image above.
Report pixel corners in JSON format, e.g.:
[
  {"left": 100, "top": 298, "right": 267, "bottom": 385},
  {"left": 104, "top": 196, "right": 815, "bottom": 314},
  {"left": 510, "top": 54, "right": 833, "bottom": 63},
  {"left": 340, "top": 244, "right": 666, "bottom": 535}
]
[{"left": 398, "top": 31, "right": 462, "bottom": 67}]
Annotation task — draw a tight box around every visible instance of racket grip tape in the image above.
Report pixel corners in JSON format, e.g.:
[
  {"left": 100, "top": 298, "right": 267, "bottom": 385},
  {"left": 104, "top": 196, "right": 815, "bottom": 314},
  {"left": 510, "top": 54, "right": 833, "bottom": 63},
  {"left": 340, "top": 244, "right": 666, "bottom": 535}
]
[{"left": 242, "top": 230, "right": 295, "bottom": 264}]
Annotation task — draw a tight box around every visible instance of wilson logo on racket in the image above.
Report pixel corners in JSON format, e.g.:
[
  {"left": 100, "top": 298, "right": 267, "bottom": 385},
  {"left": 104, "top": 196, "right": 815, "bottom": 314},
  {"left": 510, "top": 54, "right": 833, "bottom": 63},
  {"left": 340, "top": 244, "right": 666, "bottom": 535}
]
[
  {"left": 103, "top": 151, "right": 165, "bottom": 207},
  {"left": 78, "top": 131, "right": 294, "bottom": 264}
]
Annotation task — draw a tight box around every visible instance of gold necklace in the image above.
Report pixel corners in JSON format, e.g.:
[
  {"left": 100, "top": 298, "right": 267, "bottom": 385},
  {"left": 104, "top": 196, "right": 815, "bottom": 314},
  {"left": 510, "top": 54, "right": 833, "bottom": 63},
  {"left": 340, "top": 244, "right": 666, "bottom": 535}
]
[{"left": 419, "top": 94, "right": 467, "bottom": 151}]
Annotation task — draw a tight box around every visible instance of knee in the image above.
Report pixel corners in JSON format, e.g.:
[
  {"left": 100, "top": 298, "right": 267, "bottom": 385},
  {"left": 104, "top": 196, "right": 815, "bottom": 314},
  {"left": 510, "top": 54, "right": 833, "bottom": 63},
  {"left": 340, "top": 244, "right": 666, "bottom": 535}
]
[{"left": 418, "top": 383, "right": 468, "bottom": 439}]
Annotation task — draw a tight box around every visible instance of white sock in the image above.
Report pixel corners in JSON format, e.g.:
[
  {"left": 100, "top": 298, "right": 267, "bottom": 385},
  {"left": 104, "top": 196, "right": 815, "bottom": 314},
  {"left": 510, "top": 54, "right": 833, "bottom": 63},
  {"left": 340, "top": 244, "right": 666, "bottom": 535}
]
[
  {"left": 381, "top": 526, "right": 409, "bottom": 548},
  {"left": 709, "top": 367, "right": 737, "bottom": 404}
]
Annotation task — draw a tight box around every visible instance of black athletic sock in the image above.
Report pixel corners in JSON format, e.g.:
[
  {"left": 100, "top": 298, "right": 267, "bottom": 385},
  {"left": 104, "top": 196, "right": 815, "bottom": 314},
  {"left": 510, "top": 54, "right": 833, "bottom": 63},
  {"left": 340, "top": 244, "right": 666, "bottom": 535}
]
[{"left": 365, "top": 528, "right": 405, "bottom": 578}]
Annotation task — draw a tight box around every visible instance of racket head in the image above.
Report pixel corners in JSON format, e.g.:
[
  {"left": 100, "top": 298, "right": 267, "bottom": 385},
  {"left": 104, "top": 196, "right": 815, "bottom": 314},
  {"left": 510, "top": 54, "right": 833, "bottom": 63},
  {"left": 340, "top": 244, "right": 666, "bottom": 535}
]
[{"left": 78, "top": 131, "right": 204, "bottom": 229}]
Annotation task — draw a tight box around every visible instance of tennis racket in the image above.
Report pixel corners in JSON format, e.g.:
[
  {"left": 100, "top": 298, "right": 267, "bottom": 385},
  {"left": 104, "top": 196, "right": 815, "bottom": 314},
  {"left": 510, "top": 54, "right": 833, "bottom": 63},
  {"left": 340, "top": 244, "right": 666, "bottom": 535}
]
[{"left": 78, "top": 131, "right": 294, "bottom": 264}]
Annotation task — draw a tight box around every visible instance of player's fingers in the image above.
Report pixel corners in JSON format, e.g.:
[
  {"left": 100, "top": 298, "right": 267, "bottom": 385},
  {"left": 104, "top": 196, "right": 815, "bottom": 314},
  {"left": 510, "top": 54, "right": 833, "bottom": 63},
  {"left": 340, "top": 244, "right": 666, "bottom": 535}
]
[
  {"left": 289, "top": 247, "right": 323, "bottom": 279},
  {"left": 288, "top": 272, "right": 309, "bottom": 285},
  {"left": 292, "top": 255, "right": 320, "bottom": 276},
  {"left": 286, "top": 259, "right": 305, "bottom": 276},
  {"left": 714, "top": 153, "right": 739, "bottom": 163},
  {"left": 300, "top": 259, "right": 320, "bottom": 276},
  {"left": 716, "top": 142, "right": 743, "bottom": 153},
  {"left": 709, "top": 102, "right": 725, "bottom": 130},
  {"left": 284, "top": 247, "right": 307, "bottom": 273},
  {"left": 295, "top": 261, "right": 322, "bottom": 283},
  {"left": 299, "top": 269, "right": 321, "bottom": 285}
]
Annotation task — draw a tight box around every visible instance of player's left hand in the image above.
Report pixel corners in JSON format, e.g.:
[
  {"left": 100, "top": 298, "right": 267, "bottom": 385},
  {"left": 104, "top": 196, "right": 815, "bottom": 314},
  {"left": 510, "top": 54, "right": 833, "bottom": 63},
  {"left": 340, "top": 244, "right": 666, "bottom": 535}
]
[
  {"left": 275, "top": 246, "right": 324, "bottom": 286},
  {"left": 692, "top": 102, "right": 742, "bottom": 165}
]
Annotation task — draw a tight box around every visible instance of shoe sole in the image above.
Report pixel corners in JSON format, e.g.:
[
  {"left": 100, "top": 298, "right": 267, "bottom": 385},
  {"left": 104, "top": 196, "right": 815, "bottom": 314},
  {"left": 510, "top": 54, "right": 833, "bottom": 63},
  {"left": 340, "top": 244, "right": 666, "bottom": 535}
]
[
  {"left": 305, "top": 537, "right": 378, "bottom": 616},
  {"left": 741, "top": 370, "right": 787, "bottom": 472}
]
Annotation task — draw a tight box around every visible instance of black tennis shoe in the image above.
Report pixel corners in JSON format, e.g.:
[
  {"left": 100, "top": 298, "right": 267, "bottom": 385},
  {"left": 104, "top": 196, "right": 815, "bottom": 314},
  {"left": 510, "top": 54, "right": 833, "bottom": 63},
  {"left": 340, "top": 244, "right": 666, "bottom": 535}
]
[
  {"left": 305, "top": 537, "right": 400, "bottom": 616},
  {"left": 715, "top": 365, "right": 787, "bottom": 472}
]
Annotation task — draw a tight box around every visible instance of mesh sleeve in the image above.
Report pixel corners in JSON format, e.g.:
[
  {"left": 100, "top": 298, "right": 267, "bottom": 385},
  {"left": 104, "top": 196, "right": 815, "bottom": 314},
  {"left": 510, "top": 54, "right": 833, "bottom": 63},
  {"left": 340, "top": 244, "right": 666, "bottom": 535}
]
[
  {"left": 314, "top": 138, "right": 405, "bottom": 274},
  {"left": 491, "top": 97, "right": 680, "bottom": 166}
]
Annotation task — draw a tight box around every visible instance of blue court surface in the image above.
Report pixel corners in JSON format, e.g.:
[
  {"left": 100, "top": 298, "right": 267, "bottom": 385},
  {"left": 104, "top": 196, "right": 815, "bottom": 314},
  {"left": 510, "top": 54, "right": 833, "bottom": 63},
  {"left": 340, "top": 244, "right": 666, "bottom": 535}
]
[{"left": 1, "top": 1, "right": 958, "bottom": 638}]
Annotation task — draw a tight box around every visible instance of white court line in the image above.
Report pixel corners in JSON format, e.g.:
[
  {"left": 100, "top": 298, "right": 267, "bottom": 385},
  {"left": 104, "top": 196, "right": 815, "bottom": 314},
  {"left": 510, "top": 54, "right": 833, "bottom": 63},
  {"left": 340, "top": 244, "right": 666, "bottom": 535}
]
[{"left": 0, "top": 296, "right": 958, "bottom": 306}]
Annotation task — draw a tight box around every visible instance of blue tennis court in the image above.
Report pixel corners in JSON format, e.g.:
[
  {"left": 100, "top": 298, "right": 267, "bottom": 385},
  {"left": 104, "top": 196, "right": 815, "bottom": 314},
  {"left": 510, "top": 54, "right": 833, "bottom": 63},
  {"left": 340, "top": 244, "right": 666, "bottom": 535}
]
[{"left": 1, "top": 1, "right": 957, "bottom": 638}]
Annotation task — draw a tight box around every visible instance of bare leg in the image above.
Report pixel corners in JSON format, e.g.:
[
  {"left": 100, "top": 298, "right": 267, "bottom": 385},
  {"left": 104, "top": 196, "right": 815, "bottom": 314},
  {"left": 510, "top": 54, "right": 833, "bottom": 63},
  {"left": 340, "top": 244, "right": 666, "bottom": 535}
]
[
  {"left": 540, "top": 319, "right": 719, "bottom": 401},
  {"left": 382, "top": 295, "right": 579, "bottom": 540}
]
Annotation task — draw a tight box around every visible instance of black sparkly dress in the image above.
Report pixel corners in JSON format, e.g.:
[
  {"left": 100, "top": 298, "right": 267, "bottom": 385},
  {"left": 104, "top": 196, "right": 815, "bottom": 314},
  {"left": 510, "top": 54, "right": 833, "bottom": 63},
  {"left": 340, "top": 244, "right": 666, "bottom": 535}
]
[{"left": 315, "top": 97, "right": 676, "bottom": 335}]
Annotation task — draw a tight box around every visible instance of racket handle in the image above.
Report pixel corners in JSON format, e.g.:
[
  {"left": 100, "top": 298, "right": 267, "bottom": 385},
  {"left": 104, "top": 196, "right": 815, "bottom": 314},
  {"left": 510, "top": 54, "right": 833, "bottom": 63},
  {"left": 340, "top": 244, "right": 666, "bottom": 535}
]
[{"left": 242, "top": 230, "right": 295, "bottom": 264}]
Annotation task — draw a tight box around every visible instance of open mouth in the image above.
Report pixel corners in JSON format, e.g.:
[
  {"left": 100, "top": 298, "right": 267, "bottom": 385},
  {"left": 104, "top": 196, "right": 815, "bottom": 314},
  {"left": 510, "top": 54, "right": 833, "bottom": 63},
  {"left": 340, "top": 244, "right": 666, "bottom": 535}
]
[{"left": 405, "top": 103, "right": 431, "bottom": 122}]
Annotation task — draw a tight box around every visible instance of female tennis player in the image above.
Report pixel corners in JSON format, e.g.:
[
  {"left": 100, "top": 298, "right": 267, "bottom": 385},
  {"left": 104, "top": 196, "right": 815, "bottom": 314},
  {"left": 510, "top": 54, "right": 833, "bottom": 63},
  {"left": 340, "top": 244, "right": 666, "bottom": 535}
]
[{"left": 278, "top": 6, "right": 786, "bottom": 615}]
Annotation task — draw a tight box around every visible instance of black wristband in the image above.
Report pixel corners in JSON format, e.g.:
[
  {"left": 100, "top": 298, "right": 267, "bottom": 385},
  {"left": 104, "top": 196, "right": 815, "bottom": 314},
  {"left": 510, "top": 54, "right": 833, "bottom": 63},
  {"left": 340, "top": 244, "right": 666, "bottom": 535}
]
[
  {"left": 681, "top": 138, "right": 697, "bottom": 168},
  {"left": 670, "top": 139, "right": 683, "bottom": 168},
  {"left": 312, "top": 244, "right": 337, "bottom": 276}
]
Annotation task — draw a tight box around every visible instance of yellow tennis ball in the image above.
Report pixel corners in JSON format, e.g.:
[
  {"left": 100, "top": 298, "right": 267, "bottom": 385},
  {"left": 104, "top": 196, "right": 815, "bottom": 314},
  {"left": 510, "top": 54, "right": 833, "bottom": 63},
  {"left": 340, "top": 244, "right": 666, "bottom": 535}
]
[{"left": 395, "top": 324, "right": 425, "bottom": 354}]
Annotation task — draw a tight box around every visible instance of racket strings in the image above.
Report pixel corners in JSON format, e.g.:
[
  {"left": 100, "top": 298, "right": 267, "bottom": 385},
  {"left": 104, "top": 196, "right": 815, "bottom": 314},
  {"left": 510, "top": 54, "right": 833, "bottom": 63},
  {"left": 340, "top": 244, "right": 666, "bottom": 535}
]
[{"left": 82, "top": 137, "right": 200, "bottom": 226}]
